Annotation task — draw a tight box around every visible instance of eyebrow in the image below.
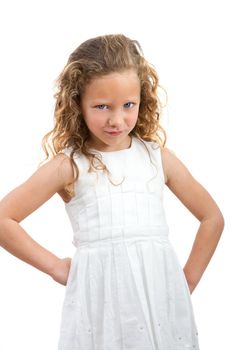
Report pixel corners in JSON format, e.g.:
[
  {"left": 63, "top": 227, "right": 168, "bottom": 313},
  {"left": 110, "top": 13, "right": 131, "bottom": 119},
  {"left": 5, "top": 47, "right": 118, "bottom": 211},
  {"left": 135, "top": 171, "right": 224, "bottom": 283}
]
[{"left": 91, "top": 97, "right": 140, "bottom": 103}]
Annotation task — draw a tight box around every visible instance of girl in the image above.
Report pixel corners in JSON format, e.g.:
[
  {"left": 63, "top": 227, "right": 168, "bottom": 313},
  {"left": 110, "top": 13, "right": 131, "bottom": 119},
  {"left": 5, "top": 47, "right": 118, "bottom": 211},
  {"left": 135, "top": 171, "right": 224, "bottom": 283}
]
[{"left": 0, "top": 34, "right": 224, "bottom": 349}]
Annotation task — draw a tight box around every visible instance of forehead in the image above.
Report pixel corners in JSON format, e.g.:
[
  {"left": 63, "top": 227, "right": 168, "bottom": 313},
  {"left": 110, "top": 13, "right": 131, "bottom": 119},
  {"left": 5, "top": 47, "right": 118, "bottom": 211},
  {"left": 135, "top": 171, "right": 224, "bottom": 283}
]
[{"left": 82, "top": 70, "right": 140, "bottom": 100}]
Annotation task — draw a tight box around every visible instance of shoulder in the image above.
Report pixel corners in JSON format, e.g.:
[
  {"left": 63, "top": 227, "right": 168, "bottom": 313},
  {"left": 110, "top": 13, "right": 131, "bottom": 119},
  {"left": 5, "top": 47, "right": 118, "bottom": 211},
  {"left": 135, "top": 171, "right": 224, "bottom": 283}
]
[
  {"left": 160, "top": 147, "right": 190, "bottom": 185},
  {"left": 135, "top": 139, "right": 167, "bottom": 176},
  {"left": 36, "top": 153, "right": 76, "bottom": 193},
  {"left": 37, "top": 152, "right": 73, "bottom": 178},
  {"left": 54, "top": 151, "right": 79, "bottom": 202},
  {"left": 38, "top": 152, "right": 77, "bottom": 203},
  {"left": 54, "top": 152, "right": 76, "bottom": 182},
  {"left": 159, "top": 146, "right": 203, "bottom": 202}
]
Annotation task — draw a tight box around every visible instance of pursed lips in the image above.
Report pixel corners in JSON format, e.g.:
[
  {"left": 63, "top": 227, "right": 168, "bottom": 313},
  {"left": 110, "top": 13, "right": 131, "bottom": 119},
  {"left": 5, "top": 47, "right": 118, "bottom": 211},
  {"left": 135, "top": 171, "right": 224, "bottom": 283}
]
[{"left": 104, "top": 130, "right": 123, "bottom": 134}]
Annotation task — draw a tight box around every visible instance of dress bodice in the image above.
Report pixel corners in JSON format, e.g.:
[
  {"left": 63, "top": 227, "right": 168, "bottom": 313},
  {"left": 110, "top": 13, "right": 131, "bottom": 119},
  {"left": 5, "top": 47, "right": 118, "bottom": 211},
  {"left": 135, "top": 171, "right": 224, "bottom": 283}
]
[{"left": 62, "top": 137, "right": 169, "bottom": 247}]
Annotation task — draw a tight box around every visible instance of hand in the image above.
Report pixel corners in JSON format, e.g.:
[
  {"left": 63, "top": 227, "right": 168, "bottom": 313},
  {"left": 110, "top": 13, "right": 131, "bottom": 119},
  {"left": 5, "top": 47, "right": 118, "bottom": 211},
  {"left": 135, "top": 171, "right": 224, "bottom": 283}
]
[{"left": 51, "top": 257, "right": 72, "bottom": 286}]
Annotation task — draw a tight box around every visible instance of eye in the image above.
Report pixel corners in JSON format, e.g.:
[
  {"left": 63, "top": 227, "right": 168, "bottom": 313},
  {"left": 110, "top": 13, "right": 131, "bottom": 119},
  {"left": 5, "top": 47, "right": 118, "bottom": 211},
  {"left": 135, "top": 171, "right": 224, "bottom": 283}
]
[
  {"left": 124, "top": 102, "right": 135, "bottom": 108},
  {"left": 95, "top": 104, "right": 108, "bottom": 110}
]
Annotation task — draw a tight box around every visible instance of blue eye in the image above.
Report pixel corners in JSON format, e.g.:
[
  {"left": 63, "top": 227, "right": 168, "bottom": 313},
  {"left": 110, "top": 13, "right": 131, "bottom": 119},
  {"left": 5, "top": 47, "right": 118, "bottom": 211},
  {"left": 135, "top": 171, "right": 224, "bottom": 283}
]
[
  {"left": 124, "top": 102, "right": 135, "bottom": 108},
  {"left": 96, "top": 104, "right": 108, "bottom": 110},
  {"left": 95, "top": 102, "right": 135, "bottom": 110}
]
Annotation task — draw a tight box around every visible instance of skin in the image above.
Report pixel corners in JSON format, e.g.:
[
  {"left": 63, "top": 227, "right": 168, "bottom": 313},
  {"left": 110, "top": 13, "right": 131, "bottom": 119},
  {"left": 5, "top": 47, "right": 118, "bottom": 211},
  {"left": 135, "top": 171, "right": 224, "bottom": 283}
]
[
  {"left": 81, "top": 70, "right": 141, "bottom": 151},
  {"left": 0, "top": 69, "right": 224, "bottom": 293}
]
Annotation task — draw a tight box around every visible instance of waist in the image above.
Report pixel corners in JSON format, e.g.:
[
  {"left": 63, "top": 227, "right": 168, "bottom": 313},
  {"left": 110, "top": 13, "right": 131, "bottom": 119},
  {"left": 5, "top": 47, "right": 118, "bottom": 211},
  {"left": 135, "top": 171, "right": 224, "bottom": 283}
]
[{"left": 72, "top": 226, "right": 169, "bottom": 248}]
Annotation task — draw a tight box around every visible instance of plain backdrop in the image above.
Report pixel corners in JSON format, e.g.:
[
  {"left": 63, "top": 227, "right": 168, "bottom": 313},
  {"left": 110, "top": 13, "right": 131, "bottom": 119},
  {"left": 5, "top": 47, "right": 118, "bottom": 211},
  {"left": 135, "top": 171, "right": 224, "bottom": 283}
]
[{"left": 0, "top": 0, "right": 232, "bottom": 349}]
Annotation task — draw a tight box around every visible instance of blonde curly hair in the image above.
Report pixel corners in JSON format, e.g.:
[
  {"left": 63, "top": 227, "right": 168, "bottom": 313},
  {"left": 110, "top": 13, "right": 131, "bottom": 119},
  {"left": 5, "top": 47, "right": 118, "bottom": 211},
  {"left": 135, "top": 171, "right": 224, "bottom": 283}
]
[{"left": 40, "top": 33, "right": 167, "bottom": 198}]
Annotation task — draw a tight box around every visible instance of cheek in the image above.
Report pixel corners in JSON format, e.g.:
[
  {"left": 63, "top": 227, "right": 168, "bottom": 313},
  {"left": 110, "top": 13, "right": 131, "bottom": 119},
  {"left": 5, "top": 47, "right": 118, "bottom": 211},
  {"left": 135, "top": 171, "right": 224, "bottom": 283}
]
[
  {"left": 85, "top": 113, "right": 104, "bottom": 130},
  {"left": 128, "top": 110, "right": 139, "bottom": 126}
]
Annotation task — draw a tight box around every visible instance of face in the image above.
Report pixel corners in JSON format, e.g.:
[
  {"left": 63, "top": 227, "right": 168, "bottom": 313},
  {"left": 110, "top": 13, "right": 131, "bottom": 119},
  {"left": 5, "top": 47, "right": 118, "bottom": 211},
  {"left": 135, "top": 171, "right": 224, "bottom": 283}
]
[{"left": 81, "top": 69, "right": 141, "bottom": 151}]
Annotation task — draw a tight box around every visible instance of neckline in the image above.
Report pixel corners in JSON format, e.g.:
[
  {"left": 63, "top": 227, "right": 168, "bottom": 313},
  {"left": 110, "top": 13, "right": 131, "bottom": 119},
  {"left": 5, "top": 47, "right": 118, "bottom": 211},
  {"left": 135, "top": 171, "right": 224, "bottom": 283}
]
[{"left": 90, "top": 136, "right": 135, "bottom": 155}]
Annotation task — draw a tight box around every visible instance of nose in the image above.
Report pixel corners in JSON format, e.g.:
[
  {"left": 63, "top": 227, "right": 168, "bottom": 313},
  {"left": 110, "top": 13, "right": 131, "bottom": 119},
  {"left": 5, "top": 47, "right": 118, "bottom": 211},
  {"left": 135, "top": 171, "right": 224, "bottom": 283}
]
[{"left": 107, "top": 109, "right": 124, "bottom": 128}]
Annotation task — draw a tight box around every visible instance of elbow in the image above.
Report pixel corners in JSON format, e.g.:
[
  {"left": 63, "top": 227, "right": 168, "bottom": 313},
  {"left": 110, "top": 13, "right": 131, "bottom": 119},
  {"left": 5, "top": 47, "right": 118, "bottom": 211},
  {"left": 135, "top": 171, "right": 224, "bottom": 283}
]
[
  {"left": 218, "top": 211, "right": 225, "bottom": 233},
  {"left": 0, "top": 218, "right": 14, "bottom": 239},
  {"left": 201, "top": 209, "right": 225, "bottom": 236},
  {"left": 215, "top": 205, "right": 225, "bottom": 229},
  {"left": 212, "top": 210, "right": 225, "bottom": 236}
]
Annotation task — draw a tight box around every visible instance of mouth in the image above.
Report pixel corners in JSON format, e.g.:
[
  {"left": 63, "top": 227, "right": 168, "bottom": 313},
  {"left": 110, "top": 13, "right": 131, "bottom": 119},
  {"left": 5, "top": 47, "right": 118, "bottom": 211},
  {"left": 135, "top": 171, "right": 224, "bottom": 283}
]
[{"left": 104, "top": 131, "right": 123, "bottom": 136}]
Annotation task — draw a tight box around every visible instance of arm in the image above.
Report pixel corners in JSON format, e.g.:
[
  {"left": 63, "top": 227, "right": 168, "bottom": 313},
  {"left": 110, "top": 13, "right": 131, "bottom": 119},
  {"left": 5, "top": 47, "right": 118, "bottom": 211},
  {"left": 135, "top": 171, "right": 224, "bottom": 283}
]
[
  {"left": 161, "top": 148, "right": 224, "bottom": 294},
  {"left": 0, "top": 153, "right": 74, "bottom": 285}
]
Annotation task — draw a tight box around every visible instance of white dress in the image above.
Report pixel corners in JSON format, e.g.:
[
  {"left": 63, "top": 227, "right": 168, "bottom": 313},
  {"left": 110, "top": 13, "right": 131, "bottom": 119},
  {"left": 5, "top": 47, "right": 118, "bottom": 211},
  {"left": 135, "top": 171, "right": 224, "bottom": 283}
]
[{"left": 58, "top": 136, "right": 200, "bottom": 350}]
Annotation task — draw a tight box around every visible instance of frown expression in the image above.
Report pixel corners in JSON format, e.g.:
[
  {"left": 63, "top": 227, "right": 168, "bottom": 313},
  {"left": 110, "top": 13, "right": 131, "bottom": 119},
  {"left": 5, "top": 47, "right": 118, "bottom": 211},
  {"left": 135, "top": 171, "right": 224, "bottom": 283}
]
[{"left": 81, "top": 69, "right": 141, "bottom": 152}]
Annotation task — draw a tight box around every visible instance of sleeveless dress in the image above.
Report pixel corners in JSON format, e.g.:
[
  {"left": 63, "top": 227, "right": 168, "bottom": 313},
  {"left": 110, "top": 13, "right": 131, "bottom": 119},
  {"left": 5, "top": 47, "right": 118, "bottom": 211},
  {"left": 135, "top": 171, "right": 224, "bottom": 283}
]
[{"left": 58, "top": 136, "right": 200, "bottom": 350}]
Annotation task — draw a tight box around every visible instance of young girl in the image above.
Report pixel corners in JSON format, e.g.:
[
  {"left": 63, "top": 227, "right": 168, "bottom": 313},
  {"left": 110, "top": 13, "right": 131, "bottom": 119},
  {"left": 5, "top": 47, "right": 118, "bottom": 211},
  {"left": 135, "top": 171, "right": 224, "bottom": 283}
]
[{"left": 0, "top": 34, "right": 224, "bottom": 349}]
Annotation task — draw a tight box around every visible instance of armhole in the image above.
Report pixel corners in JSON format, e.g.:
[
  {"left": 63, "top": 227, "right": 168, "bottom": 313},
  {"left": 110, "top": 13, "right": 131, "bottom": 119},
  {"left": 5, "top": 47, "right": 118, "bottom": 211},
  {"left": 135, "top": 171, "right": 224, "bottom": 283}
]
[
  {"left": 156, "top": 146, "right": 167, "bottom": 184},
  {"left": 59, "top": 147, "right": 78, "bottom": 202},
  {"left": 148, "top": 141, "right": 166, "bottom": 185}
]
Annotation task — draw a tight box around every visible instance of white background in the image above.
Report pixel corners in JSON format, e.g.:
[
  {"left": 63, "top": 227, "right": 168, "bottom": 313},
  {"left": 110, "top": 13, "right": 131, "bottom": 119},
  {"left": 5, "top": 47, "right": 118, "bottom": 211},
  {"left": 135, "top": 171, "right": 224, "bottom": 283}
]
[{"left": 0, "top": 0, "right": 232, "bottom": 349}]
